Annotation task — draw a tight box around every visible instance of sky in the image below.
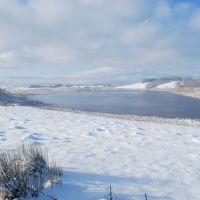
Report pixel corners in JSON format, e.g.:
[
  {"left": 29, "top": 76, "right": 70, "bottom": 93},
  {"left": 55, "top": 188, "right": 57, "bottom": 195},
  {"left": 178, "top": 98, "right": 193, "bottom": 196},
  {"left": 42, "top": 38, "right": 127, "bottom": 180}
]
[{"left": 0, "top": 0, "right": 200, "bottom": 84}]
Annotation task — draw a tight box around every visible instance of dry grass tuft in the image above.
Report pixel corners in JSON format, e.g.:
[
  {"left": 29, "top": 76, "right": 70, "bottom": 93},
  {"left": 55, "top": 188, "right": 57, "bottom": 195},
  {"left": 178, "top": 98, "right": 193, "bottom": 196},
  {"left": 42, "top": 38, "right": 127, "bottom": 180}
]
[{"left": 0, "top": 143, "right": 62, "bottom": 200}]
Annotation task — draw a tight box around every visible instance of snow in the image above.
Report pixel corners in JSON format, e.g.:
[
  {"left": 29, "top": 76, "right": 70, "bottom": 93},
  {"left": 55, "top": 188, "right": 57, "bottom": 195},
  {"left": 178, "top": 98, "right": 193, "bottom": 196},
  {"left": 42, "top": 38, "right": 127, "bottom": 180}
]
[
  {"left": 7, "top": 85, "right": 111, "bottom": 95},
  {"left": 115, "top": 82, "right": 149, "bottom": 90},
  {"left": 115, "top": 81, "right": 179, "bottom": 91},
  {"left": 0, "top": 105, "right": 200, "bottom": 200},
  {"left": 155, "top": 81, "right": 178, "bottom": 89}
]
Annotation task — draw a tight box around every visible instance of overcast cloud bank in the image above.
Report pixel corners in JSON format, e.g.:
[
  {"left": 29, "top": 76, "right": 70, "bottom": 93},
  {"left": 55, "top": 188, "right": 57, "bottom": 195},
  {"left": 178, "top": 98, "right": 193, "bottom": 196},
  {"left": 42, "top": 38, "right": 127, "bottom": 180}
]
[{"left": 0, "top": 0, "right": 200, "bottom": 83}]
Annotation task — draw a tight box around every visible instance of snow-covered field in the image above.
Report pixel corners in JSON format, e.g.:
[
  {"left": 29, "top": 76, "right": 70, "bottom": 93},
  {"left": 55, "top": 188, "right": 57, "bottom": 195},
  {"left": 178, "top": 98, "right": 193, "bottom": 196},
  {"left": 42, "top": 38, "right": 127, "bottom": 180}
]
[{"left": 0, "top": 105, "right": 200, "bottom": 200}]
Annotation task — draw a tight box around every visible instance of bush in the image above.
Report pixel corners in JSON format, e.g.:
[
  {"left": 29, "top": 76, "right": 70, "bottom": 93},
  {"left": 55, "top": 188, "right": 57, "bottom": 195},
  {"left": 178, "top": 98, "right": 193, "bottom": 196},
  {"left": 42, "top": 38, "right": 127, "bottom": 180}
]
[{"left": 0, "top": 143, "right": 62, "bottom": 200}]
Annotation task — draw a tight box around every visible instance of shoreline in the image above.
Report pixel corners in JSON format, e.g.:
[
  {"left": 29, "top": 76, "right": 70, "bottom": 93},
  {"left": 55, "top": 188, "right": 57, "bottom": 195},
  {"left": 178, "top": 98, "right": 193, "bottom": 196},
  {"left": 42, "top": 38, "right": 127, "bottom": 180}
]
[
  {"left": 9, "top": 86, "right": 200, "bottom": 100},
  {"left": 172, "top": 88, "right": 200, "bottom": 100},
  {"left": 150, "top": 88, "right": 200, "bottom": 100},
  {"left": 114, "top": 88, "right": 200, "bottom": 100},
  {"left": 9, "top": 104, "right": 200, "bottom": 127}
]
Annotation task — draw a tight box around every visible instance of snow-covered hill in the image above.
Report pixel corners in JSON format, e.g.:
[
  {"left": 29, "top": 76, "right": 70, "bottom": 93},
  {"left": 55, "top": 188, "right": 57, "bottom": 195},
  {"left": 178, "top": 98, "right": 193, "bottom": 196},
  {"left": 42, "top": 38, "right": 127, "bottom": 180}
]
[
  {"left": 115, "top": 80, "right": 179, "bottom": 91},
  {"left": 115, "top": 82, "right": 150, "bottom": 90},
  {"left": 0, "top": 105, "right": 199, "bottom": 200},
  {"left": 156, "top": 81, "right": 178, "bottom": 89}
]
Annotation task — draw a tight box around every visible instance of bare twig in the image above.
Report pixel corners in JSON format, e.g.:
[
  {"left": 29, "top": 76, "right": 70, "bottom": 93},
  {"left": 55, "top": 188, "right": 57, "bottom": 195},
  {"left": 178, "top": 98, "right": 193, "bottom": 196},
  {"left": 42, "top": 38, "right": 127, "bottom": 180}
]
[
  {"left": 109, "top": 185, "right": 113, "bottom": 200},
  {"left": 145, "top": 193, "right": 148, "bottom": 200},
  {"left": 39, "top": 191, "right": 58, "bottom": 200}
]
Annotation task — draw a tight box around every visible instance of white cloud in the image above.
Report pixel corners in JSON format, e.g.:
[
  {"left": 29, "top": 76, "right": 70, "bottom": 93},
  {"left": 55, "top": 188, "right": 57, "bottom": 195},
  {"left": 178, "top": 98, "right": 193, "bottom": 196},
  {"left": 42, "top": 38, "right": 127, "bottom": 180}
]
[
  {"left": 122, "top": 20, "right": 159, "bottom": 46},
  {"left": 23, "top": 46, "right": 75, "bottom": 65},
  {"left": 190, "top": 10, "right": 200, "bottom": 31},
  {"left": 67, "top": 67, "right": 115, "bottom": 83},
  {"left": 0, "top": 0, "right": 200, "bottom": 82},
  {"left": 154, "top": 0, "right": 171, "bottom": 20},
  {"left": 0, "top": 51, "right": 15, "bottom": 65},
  {"left": 174, "top": 2, "right": 193, "bottom": 15}
]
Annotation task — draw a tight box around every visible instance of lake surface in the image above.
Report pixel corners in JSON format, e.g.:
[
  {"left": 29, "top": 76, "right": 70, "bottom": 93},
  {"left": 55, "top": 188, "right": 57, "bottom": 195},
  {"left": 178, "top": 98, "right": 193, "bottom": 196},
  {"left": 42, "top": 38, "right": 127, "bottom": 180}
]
[{"left": 28, "top": 90, "right": 200, "bottom": 119}]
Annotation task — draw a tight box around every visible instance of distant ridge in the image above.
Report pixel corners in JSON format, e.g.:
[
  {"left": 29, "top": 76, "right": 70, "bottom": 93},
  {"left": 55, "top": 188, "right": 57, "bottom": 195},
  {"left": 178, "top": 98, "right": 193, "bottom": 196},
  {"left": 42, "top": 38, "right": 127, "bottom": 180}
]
[
  {"left": 0, "top": 88, "right": 44, "bottom": 106},
  {"left": 115, "top": 78, "right": 200, "bottom": 90},
  {"left": 0, "top": 89, "right": 17, "bottom": 104}
]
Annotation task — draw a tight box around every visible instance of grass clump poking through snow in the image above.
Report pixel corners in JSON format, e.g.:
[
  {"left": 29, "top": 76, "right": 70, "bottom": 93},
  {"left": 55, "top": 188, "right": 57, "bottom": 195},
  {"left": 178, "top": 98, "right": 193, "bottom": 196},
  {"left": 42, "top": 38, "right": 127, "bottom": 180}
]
[{"left": 0, "top": 143, "right": 63, "bottom": 200}]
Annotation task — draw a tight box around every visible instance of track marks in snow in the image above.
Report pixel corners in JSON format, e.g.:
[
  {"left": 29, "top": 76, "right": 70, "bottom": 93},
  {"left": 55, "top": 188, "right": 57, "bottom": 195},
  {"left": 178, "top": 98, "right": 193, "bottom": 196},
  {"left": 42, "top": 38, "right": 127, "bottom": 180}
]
[
  {"left": 15, "top": 125, "right": 26, "bottom": 130},
  {"left": 135, "top": 131, "right": 146, "bottom": 136},
  {"left": 0, "top": 131, "right": 6, "bottom": 141},
  {"left": 88, "top": 127, "right": 110, "bottom": 137},
  {"left": 96, "top": 128, "right": 105, "bottom": 132},
  {"left": 24, "top": 132, "right": 46, "bottom": 142}
]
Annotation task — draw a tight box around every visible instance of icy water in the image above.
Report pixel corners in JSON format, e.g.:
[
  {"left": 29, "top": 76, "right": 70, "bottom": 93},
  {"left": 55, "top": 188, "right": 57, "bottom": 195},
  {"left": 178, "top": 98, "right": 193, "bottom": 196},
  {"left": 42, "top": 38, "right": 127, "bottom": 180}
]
[{"left": 28, "top": 90, "right": 200, "bottom": 119}]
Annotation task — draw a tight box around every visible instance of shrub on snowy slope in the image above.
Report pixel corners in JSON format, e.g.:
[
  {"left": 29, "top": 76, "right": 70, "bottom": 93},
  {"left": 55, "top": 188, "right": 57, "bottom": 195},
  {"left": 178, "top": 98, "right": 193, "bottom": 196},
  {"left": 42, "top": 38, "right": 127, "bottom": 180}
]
[
  {"left": 0, "top": 143, "right": 62, "bottom": 200},
  {"left": 0, "top": 89, "right": 13, "bottom": 104}
]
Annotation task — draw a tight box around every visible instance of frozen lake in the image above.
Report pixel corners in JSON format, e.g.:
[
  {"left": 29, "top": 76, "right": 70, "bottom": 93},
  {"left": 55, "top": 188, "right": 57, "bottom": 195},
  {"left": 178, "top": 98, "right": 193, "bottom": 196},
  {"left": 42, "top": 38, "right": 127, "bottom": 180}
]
[{"left": 28, "top": 90, "right": 200, "bottom": 119}]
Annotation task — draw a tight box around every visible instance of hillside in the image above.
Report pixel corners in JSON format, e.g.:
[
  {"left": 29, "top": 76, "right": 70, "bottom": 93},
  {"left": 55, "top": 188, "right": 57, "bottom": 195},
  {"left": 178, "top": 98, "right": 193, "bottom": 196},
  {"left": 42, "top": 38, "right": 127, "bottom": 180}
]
[
  {"left": 155, "top": 81, "right": 178, "bottom": 89},
  {"left": 115, "top": 79, "right": 200, "bottom": 100},
  {"left": 0, "top": 89, "right": 20, "bottom": 104},
  {"left": 115, "top": 82, "right": 150, "bottom": 90}
]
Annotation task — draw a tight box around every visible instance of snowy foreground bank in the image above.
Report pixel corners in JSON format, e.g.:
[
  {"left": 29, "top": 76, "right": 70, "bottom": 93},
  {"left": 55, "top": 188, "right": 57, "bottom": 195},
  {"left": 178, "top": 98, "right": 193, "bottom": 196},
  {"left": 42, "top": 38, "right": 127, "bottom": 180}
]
[{"left": 0, "top": 106, "right": 200, "bottom": 200}]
